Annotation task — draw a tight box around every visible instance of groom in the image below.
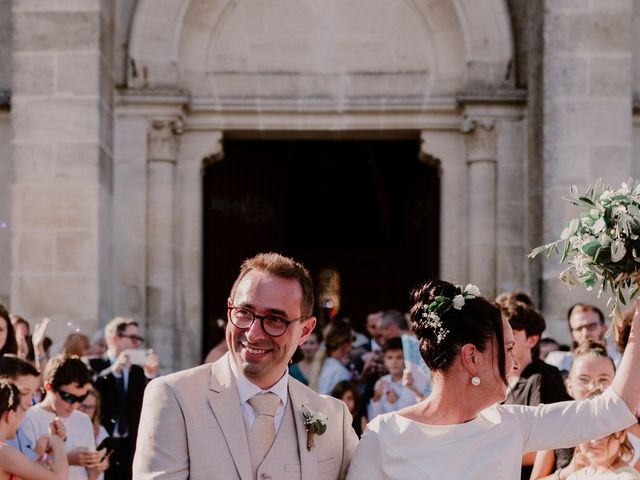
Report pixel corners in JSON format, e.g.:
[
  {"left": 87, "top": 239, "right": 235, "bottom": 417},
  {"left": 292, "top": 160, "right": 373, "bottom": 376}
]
[{"left": 133, "top": 252, "right": 359, "bottom": 479}]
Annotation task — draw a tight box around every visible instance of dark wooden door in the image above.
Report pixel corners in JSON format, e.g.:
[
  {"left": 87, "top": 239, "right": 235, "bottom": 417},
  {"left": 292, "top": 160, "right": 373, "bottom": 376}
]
[{"left": 202, "top": 139, "right": 440, "bottom": 356}]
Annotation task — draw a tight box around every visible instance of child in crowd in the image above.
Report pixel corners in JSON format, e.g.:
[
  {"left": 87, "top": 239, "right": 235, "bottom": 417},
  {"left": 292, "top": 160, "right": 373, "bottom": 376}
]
[
  {"left": 331, "top": 380, "right": 368, "bottom": 437},
  {"left": 0, "top": 379, "right": 68, "bottom": 480},
  {"left": 21, "top": 355, "right": 108, "bottom": 480},
  {"left": 0, "top": 355, "right": 63, "bottom": 460},
  {"left": 77, "top": 387, "right": 109, "bottom": 480},
  {"left": 77, "top": 387, "right": 109, "bottom": 448},
  {"left": 367, "top": 337, "right": 420, "bottom": 419}
]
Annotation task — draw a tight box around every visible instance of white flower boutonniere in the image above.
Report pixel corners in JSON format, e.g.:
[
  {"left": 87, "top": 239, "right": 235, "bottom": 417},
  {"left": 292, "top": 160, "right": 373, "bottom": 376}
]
[{"left": 301, "top": 405, "right": 327, "bottom": 451}]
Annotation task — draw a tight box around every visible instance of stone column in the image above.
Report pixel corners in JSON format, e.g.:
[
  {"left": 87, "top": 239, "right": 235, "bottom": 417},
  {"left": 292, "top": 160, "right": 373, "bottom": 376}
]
[
  {"left": 146, "top": 118, "right": 183, "bottom": 371},
  {"left": 175, "top": 130, "right": 223, "bottom": 368},
  {"left": 463, "top": 119, "right": 497, "bottom": 298}
]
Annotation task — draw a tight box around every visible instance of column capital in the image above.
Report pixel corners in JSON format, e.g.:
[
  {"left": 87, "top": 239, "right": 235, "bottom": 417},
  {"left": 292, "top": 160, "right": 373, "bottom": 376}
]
[
  {"left": 148, "top": 118, "right": 184, "bottom": 162},
  {"left": 463, "top": 118, "right": 497, "bottom": 163}
]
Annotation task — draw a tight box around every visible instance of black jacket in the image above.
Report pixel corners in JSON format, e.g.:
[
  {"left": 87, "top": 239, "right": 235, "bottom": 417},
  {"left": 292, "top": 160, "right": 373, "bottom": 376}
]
[{"left": 89, "top": 357, "right": 148, "bottom": 442}]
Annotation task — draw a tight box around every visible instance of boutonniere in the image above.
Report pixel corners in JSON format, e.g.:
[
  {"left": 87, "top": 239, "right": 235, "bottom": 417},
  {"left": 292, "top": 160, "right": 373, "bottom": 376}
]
[{"left": 301, "top": 405, "right": 328, "bottom": 451}]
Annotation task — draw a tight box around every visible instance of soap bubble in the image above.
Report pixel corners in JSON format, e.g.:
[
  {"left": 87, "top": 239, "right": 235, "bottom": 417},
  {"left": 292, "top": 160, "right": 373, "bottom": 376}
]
[{"left": 66, "top": 321, "right": 82, "bottom": 333}]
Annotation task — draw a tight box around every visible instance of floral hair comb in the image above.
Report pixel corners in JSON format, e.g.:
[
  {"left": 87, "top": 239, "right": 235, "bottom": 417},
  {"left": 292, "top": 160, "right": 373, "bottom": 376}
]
[{"left": 420, "top": 284, "right": 481, "bottom": 344}]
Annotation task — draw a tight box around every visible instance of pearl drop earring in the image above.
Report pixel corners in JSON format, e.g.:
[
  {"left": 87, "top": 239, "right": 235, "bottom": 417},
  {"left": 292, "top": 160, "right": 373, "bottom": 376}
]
[{"left": 471, "top": 376, "right": 481, "bottom": 386}]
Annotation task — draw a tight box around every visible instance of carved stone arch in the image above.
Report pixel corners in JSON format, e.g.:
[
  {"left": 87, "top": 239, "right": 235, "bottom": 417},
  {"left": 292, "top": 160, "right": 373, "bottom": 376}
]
[{"left": 127, "top": 0, "right": 514, "bottom": 98}]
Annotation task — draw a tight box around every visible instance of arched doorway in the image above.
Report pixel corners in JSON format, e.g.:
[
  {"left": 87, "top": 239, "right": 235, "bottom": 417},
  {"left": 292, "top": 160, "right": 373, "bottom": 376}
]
[{"left": 202, "top": 138, "right": 440, "bottom": 354}]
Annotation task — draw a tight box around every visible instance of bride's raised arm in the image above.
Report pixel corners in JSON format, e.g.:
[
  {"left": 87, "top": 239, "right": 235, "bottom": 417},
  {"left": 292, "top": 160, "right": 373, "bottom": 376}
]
[{"left": 611, "top": 298, "right": 640, "bottom": 413}]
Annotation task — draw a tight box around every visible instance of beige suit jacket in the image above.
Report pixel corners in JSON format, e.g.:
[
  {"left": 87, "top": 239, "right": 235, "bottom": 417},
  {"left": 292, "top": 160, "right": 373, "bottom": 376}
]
[{"left": 133, "top": 353, "right": 359, "bottom": 480}]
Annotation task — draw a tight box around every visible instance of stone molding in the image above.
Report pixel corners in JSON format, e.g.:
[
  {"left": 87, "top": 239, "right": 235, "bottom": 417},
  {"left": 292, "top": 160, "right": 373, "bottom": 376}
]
[{"left": 128, "top": 0, "right": 514, "bottom": 95}]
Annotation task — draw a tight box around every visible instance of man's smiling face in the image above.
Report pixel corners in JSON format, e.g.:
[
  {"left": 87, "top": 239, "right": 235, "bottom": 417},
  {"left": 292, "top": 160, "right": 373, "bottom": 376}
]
[{"left": 226, "top": 269, "right": 315, "bottom": 389}]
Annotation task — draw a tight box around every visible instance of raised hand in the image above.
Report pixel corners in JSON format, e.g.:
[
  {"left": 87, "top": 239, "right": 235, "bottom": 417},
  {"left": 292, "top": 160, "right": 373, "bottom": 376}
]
[
  {"left": 143, "top": 350, "right": 159, "bottom": 378},
  {"left": 32, "top": 317, "right": 51, "bottom": 358}
]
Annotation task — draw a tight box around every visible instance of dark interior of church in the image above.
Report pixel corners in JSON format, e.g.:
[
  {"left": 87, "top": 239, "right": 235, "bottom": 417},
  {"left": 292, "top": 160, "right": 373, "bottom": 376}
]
[{"left": 202, "top": 138, "right": 440, "bottom": 353}]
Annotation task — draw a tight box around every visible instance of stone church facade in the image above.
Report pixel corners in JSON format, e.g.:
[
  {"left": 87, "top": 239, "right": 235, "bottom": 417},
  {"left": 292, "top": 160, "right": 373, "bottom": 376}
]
[{"left": 1, "top": 0, "right": 639, "bottom": 370}]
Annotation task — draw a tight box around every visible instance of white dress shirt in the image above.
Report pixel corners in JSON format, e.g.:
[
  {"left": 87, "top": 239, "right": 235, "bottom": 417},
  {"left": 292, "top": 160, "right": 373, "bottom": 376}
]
[{"left": 229, "top": 356, "right": 289, "bottom": 431}]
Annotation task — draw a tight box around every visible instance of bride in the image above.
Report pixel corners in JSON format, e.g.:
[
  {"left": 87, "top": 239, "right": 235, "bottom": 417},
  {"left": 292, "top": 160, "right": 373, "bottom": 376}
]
[{"left": 347, "top": 280, "right": 640, "bottom": 480}]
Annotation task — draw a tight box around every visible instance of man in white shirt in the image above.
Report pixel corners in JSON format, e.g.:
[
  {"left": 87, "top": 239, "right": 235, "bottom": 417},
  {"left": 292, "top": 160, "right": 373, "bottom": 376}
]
[
  {"left": 133, "top": 252, "right": 358, "bottom": 480},
  {"left": 546, "top": 303, "right": 622, "bottom": 372},
  {"left": 90, "top": 318, "right": 158, "bottom": 480}
]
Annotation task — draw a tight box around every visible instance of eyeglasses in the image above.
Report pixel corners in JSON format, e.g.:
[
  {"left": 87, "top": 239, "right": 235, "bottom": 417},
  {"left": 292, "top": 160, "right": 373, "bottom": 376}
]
[
  {"left": 227, "top": 305, "right": 310, "bottom": 337},
  {"left": 571, "top": 321, "right": 602, "bottom": 333},
  {"left": 79, "top": 403, "right": 96, "bottom": 412},
  {"left": 572, "top": 376, "right": 611, "bottom": 391},
  {"left": 56, "top": 389, "right": 90, "bottom": 405},
  {"left": 118, "top": 334, "right": 145, "bottom": 343}
]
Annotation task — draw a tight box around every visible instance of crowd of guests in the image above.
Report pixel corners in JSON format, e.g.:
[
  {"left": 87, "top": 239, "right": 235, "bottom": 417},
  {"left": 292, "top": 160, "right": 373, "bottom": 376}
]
[
  {"left": 1, "top": 285, "right": 639, "bottom": 479},
  {"left": 286, "top": 294, "right": 640, "bottom": 480},
  {"left": 0, "top": 305, "right": 157, "bottom": 480}
]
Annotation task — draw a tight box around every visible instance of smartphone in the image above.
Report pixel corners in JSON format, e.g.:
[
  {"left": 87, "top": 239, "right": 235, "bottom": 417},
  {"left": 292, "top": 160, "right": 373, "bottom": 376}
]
[
  {"left": 96, "top": 437, "right": 117, "bottom": 462},
  {"left": 122, "top": 348, "right": 153, "bottom": 366}
]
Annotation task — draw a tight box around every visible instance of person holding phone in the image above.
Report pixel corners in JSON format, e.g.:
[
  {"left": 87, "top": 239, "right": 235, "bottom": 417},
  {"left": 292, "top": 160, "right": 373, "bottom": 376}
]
[{"left": 89, "top": 317, "right": 158, "bottom": 480}]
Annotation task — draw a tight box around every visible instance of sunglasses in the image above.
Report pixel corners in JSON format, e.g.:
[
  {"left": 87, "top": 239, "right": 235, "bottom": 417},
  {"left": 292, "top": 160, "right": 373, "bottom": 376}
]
[
  {"left": 56, "top": 389, "right": 90, "bottom": 405},
  {"left": 118, "top": 334, "right": 145, "bottom": 342}
]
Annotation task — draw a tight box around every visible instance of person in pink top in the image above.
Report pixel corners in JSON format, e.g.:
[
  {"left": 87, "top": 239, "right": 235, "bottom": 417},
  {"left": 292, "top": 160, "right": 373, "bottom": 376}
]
[{"left": 0, "top": 379, "right": 68, "bottom": 480}]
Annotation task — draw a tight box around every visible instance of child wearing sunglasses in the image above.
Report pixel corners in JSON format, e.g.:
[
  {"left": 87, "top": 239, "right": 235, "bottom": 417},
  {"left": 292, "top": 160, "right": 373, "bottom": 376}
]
[{"left": 21, "top": 355, "right": 109, "bottom": 480}]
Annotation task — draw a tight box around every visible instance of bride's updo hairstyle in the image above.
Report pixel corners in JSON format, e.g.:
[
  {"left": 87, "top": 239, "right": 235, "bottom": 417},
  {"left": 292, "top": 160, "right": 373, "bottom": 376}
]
[{"left": 409, "top": 279, "right": 507, "bottom": 384}]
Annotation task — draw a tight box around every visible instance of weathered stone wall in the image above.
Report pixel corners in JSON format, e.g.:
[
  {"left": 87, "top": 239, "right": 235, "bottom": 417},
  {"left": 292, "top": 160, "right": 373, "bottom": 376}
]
[
  {"left": 0, "top": 111, "right": 11, "bottom": 306},
  {"left": 0, "top": 1, "right": 12, "bottom": 306},
  {"left": 0, "top": 0, "right": 11, "bottom": 97},
  {"left": 542, "top": 0, "right": 635, "bottom": 341},
  {"left": 10, "top": 0, "right": 114, "bottom": 342},
  {"left": 634, "top": 0, "right": 640, "bottom": 98}
]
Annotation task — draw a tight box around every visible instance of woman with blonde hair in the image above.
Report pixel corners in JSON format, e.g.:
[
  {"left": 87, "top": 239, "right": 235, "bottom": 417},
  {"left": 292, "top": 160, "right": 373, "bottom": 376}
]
[
  {"left": 563, "top": 391, "right": 640, "bottom": 479},
  {"left": 62, "top": 333, "right": 91, "bottom": 358},
  {"left": 531, "top": 340, "right": 618, "bottom": 478},
  {"left": 308, "top": 319, "right": 353, "bottom": 394}
]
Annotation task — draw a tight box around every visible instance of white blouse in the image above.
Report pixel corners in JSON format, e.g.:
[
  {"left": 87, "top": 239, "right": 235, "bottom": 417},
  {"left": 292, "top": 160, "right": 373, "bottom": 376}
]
[{"left": 347, "top": 388, "right": 636, "bottom": 480}]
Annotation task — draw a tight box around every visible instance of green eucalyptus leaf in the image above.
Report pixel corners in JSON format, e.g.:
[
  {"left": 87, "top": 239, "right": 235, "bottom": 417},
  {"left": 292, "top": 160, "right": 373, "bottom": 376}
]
[
  {"left": 570, "top": 185, "right": 579, "bottom": 198},
  {"left": 618, "top": 287, "right": 627, "bottom": 305},
  {"left": 611, "top": 240, "right": 627, "bottom": 262},
  {"left": 560, "top": 268, "right": 579, "bottom": 287},
  {"left": 592, "top": 217, "right": 606, "bottom": 234},
  {"left": 627, "top": 204, "right": 640, "bottom": 217},
  {"left": 581, "top": 241, "right": 601, "bottom": 258},
  {"left": 595, "top": 247, "right": 611, "bottom": 264}
]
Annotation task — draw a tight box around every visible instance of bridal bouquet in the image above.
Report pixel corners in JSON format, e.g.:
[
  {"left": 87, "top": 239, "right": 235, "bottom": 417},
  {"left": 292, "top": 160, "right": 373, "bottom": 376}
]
[{"left": 529, "top": 179, "right": 640, "bottom": 335}]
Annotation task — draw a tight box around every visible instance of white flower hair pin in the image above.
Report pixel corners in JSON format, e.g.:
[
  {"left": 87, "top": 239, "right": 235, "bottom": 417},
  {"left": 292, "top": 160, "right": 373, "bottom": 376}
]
[
  {"left": 301, "top": 405, "right": 328, "bottom": 451},
  {"left": 421, "top": 284, "right": 481, "bottom": 344}
]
